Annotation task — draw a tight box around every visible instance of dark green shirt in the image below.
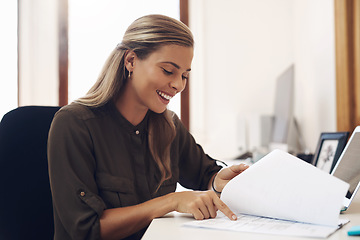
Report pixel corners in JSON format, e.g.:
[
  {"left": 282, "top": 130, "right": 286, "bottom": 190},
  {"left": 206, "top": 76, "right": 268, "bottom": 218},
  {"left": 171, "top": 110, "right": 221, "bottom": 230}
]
[{"left": 48, "top": 102, "right": 221, "bottom": 240}]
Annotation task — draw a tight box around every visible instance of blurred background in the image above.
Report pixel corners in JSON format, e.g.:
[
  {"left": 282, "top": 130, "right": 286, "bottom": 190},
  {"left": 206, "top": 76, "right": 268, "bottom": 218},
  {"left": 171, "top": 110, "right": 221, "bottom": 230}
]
[{"left": 1, "top": 0, "right": 359, "bottom": 160}]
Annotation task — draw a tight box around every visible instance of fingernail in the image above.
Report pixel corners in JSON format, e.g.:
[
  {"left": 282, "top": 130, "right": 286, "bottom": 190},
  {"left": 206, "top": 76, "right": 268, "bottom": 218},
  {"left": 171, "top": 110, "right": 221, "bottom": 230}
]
[{"left": 232, "top": 214, "right": 237, "bottom": 220}]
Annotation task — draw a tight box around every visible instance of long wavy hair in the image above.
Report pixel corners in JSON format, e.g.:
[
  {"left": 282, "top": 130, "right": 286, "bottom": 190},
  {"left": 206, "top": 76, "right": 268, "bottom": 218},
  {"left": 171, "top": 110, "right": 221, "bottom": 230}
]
[{"left": 75, "top": 14, "right": 194, "bottom": 190}]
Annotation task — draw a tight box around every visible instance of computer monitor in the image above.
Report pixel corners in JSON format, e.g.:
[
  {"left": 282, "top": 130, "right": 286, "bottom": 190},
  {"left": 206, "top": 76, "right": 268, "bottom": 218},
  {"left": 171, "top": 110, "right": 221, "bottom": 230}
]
[
  {"left": 331, "top": 126, "right": 360, "bottom": 211},
  {"left": 271, "top": 64, "right": 294, "bottom": 144},
  {"left": 268, "top": 64, "right": 303, "bottom": 154}
]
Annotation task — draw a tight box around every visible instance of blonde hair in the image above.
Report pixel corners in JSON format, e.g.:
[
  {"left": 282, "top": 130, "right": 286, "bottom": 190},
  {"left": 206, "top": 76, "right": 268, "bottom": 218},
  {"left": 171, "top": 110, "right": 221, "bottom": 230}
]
[{"left": 76, "top": 14, "right": 194, "bottom": 190}]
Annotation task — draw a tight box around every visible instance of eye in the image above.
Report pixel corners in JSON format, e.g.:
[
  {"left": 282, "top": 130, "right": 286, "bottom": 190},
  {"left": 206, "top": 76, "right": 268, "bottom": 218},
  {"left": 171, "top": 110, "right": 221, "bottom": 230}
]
[
  {"left": 182, "top": 75, "right": 189, "bottom": 80},
  {"left": 162, "top": 68, "right": 173, "bottom": 75}
]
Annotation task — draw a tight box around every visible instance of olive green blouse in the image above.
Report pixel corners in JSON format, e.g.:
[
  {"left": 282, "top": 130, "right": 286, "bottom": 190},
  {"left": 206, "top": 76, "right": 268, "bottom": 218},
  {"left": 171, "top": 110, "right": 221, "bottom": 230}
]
[{"left": 47, "top": 102, "right": 221, "bottom": 240}]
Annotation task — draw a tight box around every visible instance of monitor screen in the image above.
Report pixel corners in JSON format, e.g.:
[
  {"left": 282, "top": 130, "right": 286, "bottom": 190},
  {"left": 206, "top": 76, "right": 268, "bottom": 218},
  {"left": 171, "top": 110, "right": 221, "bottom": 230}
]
[
  {"left": 331, "top": 128, "right": 360, "bottom": 204},
  {"left": 271, "top": 65, "right": 294, "bottom": 144}
]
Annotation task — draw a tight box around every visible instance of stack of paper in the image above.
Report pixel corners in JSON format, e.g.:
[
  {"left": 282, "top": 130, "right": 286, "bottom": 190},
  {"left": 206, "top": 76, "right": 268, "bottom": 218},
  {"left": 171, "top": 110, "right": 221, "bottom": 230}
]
[{"left": 184, "top": 149, "right": 350, "bottom": 238}]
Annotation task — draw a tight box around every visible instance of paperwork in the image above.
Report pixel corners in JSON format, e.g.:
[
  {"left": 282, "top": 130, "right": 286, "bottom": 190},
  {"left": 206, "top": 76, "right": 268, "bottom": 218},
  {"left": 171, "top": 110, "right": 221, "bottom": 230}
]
[
  {"left": 184, "top": 213, "right": 349, "bottom": 238},
  {"left": 184, "top": 149, "right": 350, "bottom": 238}
]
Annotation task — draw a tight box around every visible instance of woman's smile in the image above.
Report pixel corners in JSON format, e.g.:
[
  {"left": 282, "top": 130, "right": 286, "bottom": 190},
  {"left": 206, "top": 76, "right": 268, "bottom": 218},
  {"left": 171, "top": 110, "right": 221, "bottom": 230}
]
[
  {"left": 116, "top": 44, "right": 193, "bottom": 125},
  {"left": 156, "top": 89, "right": 173, "bottom": 104}
]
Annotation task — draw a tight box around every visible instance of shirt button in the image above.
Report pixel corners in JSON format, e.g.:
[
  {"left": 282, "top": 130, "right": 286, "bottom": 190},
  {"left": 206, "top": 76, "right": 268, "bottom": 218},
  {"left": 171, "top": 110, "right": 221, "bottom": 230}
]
[
  {"left": 80, "top": 191, "right": 86, "bottom": 197},
  {"left": 135, "top": 130, "right": 140, "bottom": 135}
]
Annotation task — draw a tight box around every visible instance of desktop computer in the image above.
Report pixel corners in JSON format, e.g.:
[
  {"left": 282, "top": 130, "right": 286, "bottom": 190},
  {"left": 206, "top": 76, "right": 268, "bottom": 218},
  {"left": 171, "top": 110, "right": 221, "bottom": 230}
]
[{"left": 235, "top": 64, "right": 305, "bottom": 160}]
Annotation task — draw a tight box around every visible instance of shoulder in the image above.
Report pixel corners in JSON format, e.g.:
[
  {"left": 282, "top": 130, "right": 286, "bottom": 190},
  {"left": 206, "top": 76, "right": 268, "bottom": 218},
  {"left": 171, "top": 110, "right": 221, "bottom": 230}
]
[
  {"left": 54, "top": 102, "right": 111, "bottom": 123},
  {"left": 50, "top": 102, "right": 109, "bottom": 134},
  {"left": 55, "top": 102, "right": 97, "bottom": 121}
]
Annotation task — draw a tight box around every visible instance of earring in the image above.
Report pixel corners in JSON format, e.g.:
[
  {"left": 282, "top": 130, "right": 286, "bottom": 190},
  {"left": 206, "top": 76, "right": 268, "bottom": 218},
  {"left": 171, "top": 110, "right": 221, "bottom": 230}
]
[{"left": 128, "top": 71, "right": 132, "bottom": 79}]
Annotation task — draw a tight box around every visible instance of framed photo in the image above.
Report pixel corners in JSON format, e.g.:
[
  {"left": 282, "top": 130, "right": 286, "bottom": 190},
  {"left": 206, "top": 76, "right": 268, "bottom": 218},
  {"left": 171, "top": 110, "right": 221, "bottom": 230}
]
[{"left": 312, "top": 132, "right": 349, "bottom": 173}]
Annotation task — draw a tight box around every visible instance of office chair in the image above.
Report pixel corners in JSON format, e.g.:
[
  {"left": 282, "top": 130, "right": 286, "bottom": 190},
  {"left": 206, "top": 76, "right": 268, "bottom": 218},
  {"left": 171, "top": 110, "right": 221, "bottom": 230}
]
[{"left": 0, "top": 106, "right": 61, "bottom": 240}]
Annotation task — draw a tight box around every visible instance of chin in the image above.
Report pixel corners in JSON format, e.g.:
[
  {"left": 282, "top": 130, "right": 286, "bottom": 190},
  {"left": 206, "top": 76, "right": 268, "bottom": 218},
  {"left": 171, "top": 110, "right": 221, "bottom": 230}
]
[{"left": 151, "top": 107, "right": 167, "bottom": 114}]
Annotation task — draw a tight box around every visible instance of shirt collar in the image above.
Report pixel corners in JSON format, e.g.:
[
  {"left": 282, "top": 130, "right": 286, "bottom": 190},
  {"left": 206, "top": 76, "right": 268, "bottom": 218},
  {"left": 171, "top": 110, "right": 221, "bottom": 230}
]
[{"left": 107, "top": 101, "right": 149, "bottom": 136}]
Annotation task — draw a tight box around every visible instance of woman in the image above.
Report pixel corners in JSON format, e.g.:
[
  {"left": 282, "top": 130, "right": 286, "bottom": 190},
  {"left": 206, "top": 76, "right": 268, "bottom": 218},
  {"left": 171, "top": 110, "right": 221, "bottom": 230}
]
[{"left": 48, "top": 14, "right": 248, "bottom": 240}]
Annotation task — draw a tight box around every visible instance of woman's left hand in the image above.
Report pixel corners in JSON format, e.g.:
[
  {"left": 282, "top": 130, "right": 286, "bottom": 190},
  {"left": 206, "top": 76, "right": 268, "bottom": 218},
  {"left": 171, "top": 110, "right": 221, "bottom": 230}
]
[{"left": 213, "top": 163, "right": 249, "bottom": 193}]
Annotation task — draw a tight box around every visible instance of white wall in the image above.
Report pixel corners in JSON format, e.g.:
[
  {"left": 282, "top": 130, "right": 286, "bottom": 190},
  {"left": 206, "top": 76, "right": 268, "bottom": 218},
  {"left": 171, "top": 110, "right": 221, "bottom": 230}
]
[
  {"left": 293, "top": 0, "right": 336, "bottom": 153},
  {"left": 14, "top": 0, "right": 337, "bottom": 159},
  {"left": 189, "top": 0, "right": 336, "bottom": 159}
]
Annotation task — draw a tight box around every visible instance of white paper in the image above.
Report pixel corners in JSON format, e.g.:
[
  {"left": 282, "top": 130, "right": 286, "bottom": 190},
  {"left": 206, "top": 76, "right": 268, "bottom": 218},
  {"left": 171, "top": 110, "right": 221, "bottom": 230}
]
[
  {"left": 183, "top": 213, "right": 349, "bottom": 238},
  {"left": 221, "top": 149, "right": 349, "bottom": 227}
]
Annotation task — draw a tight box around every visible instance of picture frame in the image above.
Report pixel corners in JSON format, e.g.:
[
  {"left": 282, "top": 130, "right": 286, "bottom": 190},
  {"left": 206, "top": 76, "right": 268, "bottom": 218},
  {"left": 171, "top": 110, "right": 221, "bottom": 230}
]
[{"left": 312, "top": 132, "right": 349, "bottom": 173}]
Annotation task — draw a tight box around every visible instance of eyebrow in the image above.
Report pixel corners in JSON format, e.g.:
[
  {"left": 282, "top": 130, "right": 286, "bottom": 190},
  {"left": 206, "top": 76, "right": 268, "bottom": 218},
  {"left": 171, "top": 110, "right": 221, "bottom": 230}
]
[{"left": 161, "top": 61, "right": 191, "bottom": 72}]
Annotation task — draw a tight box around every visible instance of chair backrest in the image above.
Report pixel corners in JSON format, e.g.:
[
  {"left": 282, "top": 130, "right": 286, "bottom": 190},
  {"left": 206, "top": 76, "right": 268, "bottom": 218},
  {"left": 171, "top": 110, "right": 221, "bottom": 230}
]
[{"left": 0, "top": 106, "right": 61, "bottom": 240}]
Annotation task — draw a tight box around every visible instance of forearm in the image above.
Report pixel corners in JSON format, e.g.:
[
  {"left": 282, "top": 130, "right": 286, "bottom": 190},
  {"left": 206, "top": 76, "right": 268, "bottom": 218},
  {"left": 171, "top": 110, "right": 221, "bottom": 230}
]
[{"left": 99, "top": 192, "right": 176, "bottom": 240}]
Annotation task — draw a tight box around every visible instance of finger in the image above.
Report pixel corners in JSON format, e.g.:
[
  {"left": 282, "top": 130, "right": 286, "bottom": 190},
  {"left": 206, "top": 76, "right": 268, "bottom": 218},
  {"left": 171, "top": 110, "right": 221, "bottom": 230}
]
[
  {"left": 187, "top": 197, "right": 206, "bottom": 220},
  {"left": 196, "top": 192, "right": 217, "bottom": 219},
  {"left": 203, "top": 195, "right": 217, "bottom": 218},
  {"left": 230, "top": 163, "right": 249, "bottom": 173},
  {"left": 207, "top": 203, "right": 217, "bottom": 218},
  {"left": 240, "top": 163, "right": 249, "bottom": 170},
  {"left": 198, "top": 204, "right": 210, "bottom": 219},
  {"left": 192, "top": 195, "right": 211, "bottom": 219},
  {"left": 192, "top": 208, "right": 204, "bottom": 220},
  {"left": 213, "top": 197, "right": 237, "bottom": 221}
]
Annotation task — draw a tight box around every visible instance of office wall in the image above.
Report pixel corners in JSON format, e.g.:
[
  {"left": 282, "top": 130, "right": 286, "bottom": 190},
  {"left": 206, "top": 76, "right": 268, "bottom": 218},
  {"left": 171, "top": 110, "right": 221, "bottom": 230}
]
[
  {"left": 189, "top": 0, "right": 336, "bottom": 159},
  {"left": 293, "top": 0, "right": 336, "bottom": 155},
  {"left": 16, "top": 0, "right": 336, "bottom": 159}
]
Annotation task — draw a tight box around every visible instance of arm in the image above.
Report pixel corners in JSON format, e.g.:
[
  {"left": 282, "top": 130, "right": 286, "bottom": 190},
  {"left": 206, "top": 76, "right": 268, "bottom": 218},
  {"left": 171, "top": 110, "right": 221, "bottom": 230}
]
[
  {"left": 173, "top": 114, "right": 221, "bottom": 191},
  {"left": 171, "top": 114, "right": 249, "bottom": 198},
  {"left": 99, "top": 194, "right": 172, "bottom": 240},
  {"left": 100, "top": 191, "right": 237, "bottom": 239},
  {"left": 48, "top": 107, "right": 104, "bottom": 239}
]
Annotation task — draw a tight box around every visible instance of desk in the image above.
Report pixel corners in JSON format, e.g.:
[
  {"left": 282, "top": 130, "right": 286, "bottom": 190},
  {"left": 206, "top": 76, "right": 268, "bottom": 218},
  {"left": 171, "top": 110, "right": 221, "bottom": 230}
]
[{"left": 143, "top": 193, "right": 360, "bottom": 239}]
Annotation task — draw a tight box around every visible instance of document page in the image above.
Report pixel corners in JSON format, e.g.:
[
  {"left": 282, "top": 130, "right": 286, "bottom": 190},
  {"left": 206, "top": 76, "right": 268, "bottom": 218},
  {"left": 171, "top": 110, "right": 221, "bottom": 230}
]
[
  {"left": 183, "top": 213, "right": 349, "bottom": 238},
  {"left": 183, "top": 150, "right": 350, "bottom": 238},
  {"left": 221, "top": 149, "right": 349, "bottom": 227}
]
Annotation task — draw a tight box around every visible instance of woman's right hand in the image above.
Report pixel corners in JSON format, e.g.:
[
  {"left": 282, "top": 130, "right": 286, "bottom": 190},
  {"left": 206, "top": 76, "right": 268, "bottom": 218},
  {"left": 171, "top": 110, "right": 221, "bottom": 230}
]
[{"left": 168, "top": 190, "right": 237, "bottom": 221}]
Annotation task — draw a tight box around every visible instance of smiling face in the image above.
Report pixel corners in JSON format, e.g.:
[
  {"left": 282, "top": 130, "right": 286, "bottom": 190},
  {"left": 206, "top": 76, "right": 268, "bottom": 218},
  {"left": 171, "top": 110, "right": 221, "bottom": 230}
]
[{"left": 117, "top": 44, "right": 193, "bottom": 125}]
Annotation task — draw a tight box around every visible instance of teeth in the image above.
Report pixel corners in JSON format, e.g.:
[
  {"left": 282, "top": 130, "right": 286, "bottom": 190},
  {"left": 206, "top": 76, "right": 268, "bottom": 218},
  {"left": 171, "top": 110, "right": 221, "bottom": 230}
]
[{"left": 157, "top": 90, "right": 172, "bottom": 100}]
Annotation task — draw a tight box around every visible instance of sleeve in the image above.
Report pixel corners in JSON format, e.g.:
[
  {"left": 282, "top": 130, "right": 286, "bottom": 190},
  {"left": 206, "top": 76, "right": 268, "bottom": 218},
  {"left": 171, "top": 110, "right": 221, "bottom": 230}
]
[
  {"left": 172, "top": 114, "right": 222, "bottom": 191},
  {"left": 48, "top": 108, "right": 106, "bottom": 240}
]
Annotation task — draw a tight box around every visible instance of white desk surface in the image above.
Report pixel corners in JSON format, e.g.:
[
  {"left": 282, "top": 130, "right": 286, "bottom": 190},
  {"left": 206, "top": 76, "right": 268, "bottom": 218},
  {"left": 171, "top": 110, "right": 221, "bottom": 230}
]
[{"left": 143, "top": 191, "right": 360, "bottom": 240}]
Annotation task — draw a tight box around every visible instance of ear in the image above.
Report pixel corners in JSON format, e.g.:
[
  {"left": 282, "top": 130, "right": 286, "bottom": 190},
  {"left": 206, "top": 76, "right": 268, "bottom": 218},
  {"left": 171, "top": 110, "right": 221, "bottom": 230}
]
[{"left": 124, "top": 50, "right": 136, "bottom": 72}]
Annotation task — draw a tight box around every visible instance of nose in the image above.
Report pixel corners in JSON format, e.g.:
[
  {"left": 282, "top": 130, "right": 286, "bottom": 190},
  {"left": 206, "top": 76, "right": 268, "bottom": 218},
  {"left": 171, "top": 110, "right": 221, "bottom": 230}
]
[{"left": 170, "top": 75, "right": 187, "bottom": 93}]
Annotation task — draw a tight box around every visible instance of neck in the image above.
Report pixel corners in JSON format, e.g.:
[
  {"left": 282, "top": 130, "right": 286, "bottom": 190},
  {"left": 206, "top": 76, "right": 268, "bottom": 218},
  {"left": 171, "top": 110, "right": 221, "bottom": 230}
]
[{"left": 115, "top": 88, "right": 148, "bottom": 126}]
